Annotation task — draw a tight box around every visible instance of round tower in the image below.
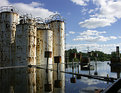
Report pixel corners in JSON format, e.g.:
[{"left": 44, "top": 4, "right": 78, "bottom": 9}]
[
  {"left": 16, "top": 18, "right": 37, "bottom": 66},
  {"left": 49, "top": 20, "right": 65, "bottom": 64},
  {"left": 0, "top": 6, "right": 19, "bottom": 66},
  {"left": 36, "top": 24, "right": 53, "bottom": 68}
]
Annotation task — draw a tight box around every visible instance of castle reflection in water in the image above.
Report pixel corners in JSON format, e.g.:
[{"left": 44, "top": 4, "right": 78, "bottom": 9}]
[
  {"left": 0, "top": 64, "right": 65, "bottom": 93},
  {"left": 1, "top": 61, "right": 121, "bottom": 93}
]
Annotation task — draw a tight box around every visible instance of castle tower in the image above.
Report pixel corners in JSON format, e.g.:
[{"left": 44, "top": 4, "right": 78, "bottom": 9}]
[
  {"left": 36, "top": 23, "right": 53, "bottom": 68},
  {"left": 0, "top": 6, "right": 19, "bottom": 66},
  {"left": 15, "top": 18, "right": 36, "bottom": 65},
  {"left": 49, "top": 20, "right": 65, "bottom": 64}
]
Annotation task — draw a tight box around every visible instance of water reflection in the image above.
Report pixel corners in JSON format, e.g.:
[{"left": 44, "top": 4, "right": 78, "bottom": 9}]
[
  {"left": 76, "top": 65, "right": 81, "bottom": 79},
  {"left": 0, "top": 61, "right": 121, "bottom": 93},
  {"left": 70, "top": 62, "right": 76, "bottom": 83},
  {"left": 65, "top": 61, "right": 119, "bottom": 93},
  {"left": 28, "top": 68, "right": 36, "bottom": 93},
  {"left": 44, "top": 69, "right": 52, "bottom": 92},
  {"left": 0, "top": 64, "right": 65, "bottom": 93},
  {"left": 0, "top": 68, "right": 28, "bottom": 93},
  {"left": 53, "top": 64, "right": 65, "bottom": 93},
  {"left": 111, "top": 65, "right": 121, "bottom": 78}
]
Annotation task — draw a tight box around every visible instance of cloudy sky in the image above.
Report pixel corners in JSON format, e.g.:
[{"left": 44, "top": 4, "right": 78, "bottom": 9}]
[{"left": 1, "top": 0, "right": 121, "bottom": 54}]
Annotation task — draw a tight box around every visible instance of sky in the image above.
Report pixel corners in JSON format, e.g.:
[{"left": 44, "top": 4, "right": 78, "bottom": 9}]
[{"left": 1, "top": 0, "right": 121, "bottom": 54}]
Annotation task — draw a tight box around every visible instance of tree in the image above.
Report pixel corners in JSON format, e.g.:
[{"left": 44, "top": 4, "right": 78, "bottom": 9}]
[
  {"left": 65, "top": 49, "right": 112, "bottom": 62},
  {"left": 111, "top": 52, "right": 116, "bottom": 57},
  {"left": 65, "top": 48, "right": 78, "bottom": 62}
]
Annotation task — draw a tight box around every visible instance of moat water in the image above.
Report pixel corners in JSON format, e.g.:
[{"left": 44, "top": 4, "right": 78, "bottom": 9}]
[{"left": 0, "top": 61, "right": 121, "bottom": 93}]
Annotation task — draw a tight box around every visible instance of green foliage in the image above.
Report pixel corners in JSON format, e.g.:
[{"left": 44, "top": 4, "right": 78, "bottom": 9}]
[
  {"left": 65, "top": 48, "right": 78, "bottom": 62},
  {"left": 65, "top": 49, "right": 112, "bottom": 62},
  {"left": 73, "top": 58, "right": 79, "bottom": 62},
  {"left": 111, "top": 52, "right": 116, "bottom": 57},
  {"left": 90, "top": 51, "right": 111, "bottom": 61}
]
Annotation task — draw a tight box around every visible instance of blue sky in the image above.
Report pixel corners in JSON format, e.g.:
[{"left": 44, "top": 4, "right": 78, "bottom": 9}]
[{"left": 1, "top": 0, "right": 121, "bottom": 54}]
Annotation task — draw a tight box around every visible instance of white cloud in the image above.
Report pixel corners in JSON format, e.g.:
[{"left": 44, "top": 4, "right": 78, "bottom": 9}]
[
  {"left": 13, "top": 2, "right": 55, "bottom": 18},
  {"left": 79, "top": 0, "right": 121, "bottom": 28},
  {"left": 81, "top": 7, "right": 88, "bottom": 15},
  {"left": 88, "top": 8, "right": 99, "bottom": 14},
  {"left": 0, "top": 0, "right": 55, "bottom": 19},
  {"left": 71, "top": 0, "right": 89, "bottom": 6},
  {"left": 81, "top": 86, "right": 100, "bottom": 93},
  {"left": 82, "top": 8, "right": 88, "bottom": 13},
  {"left": 66, "top": 31, "right": 75, "bottom": 36},
  {"left": 88, "top": 9, "right": 94, "bottom": 14},
  {"left": 65, "top": 33, "right": 69, "bottom": 36},
  {"left": 118, "top": 36, "right": 121, "bottom": 38},
  {"left": 69, "top": 31, "right": 75, "bottom": 34},
  {"left": 79, "top": 17, "right": 116, "bottom": 29},
  {"left": 110, "top": 36, "right": 117, "bottom": 39},
  {"left": 74, "top": 35, "right": 110, "bottom": 42},
  {"left": 81, "top": 78, "right": 102, "bottom": 85},
  {"left": 73, "top": 30, "right": 117, "bottom": 42},
  {"left": 80, "top": 30, "right": 106, "bottom": 36},
  {"left": 29, "top": 2, "right": 44, "bottom": 7},
  {"left": 0, "top": 0, "right": 9, "bottom": 6}
]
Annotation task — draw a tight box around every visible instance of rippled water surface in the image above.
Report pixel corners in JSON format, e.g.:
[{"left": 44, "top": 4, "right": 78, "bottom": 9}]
[{"left": 0, "top": 61, "right": 121, "bottom": 93}]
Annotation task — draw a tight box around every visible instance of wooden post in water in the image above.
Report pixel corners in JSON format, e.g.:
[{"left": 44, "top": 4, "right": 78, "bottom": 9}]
[
  {"left": 94, "top": 52, "right": 98, "bottom": 75},
  {"left": 45, "top": 51, "right": 52, "bottom": 73}
]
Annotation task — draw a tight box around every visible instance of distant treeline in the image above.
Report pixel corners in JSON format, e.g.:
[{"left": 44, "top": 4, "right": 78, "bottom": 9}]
[{"left": 65, "top": 48, "right": 115, "bottom": 62}]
